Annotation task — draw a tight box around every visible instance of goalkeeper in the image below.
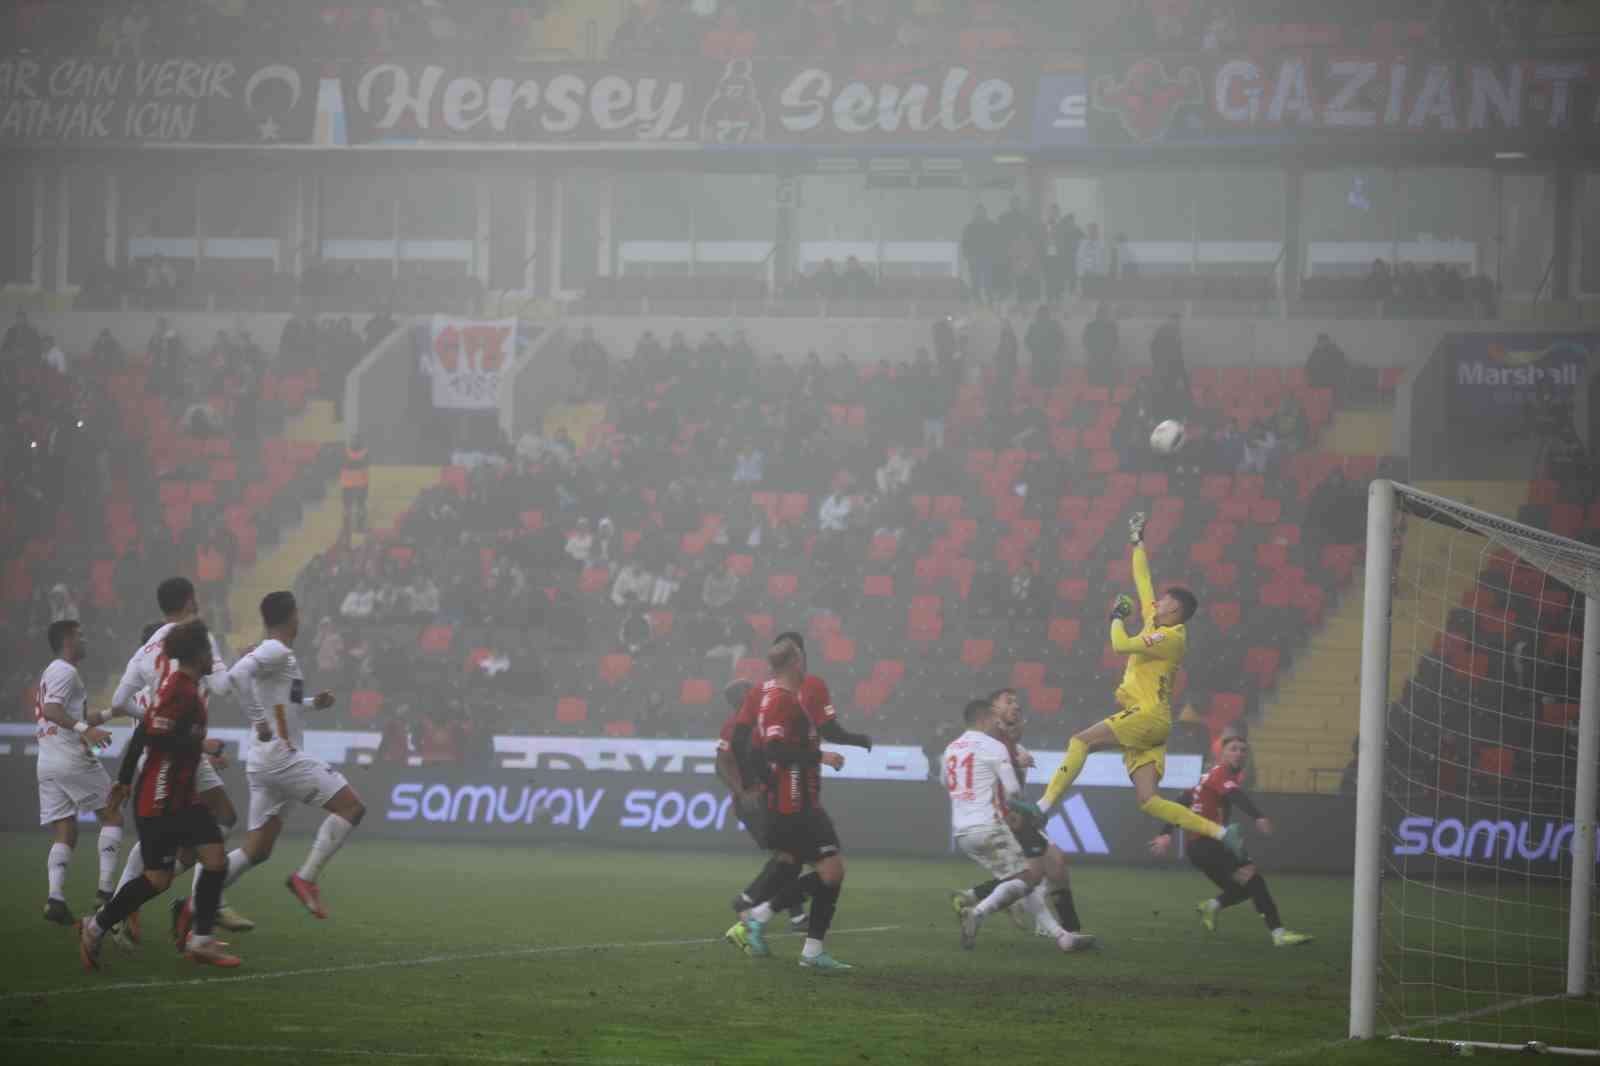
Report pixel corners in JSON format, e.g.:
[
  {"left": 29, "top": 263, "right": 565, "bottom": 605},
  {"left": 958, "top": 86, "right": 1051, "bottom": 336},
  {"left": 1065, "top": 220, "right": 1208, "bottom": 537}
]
[{"left": 1029, "top": 514, "right": 1245, "bottom": 859}]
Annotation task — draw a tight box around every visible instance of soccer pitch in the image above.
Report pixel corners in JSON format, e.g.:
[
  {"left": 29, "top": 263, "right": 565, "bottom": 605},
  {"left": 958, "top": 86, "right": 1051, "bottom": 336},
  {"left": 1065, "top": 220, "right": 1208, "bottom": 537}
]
[{"left": 0, "top": 833, "right": 1578, "bottom": 1064}]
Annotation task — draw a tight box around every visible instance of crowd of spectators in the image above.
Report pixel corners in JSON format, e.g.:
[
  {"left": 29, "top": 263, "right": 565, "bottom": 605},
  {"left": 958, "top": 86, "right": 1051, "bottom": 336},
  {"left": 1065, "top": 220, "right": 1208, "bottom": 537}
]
[
  {"left": 10, "top": 1, "right": 1592, "bottom": 64},
  {"left": 1300, "top": 260, "right": 1500, "bottom": 315},
  {"left": 290, "top": 308, "right": 1379, "bottom": 752}
]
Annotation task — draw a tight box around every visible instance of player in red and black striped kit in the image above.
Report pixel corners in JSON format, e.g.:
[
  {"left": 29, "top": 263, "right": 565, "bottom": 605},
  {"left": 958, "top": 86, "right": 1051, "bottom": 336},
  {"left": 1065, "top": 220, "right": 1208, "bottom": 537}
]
[
  {"left": 723, "top": 637, "right": 855, "bottom": 972},
  {"left": 77, "top": 620, "right": 241, "bottom": 971},
  {"left": 722, "top": 632, "right": 871, "bottom": 937},
  {"left": 1148, "top": 734, "right": 1312, "bottom": 947}
]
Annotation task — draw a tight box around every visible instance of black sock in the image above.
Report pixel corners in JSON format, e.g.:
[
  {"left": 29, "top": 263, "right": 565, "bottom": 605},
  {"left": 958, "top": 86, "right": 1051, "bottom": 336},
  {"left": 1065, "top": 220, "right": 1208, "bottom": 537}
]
[
  {"left": 806, "top": 879, "right": 841, "bottom": 943},
  {"left": 1051, "top": 887, "right": 1081, "bottom": 932},
  {"left": 1246, "top": 875, "right": 1281, "bottom": 930},
  {"left": 751, "top": 861, "right": 801, "bottom": 910},
  {"left": 96, "top": 876, "right": 159, "bottom": 931},
  {"left": 193, "top": 867, "right": 224, "bottom": 936},
  {"left": 972, "top": 878, "right": 1002, "bottom": 901},
  {"left": 741, "top": 859, "right": 780, "bottom": 904},
  {"left": 771, "top": 871, "right": 821, "bottom": 914}
]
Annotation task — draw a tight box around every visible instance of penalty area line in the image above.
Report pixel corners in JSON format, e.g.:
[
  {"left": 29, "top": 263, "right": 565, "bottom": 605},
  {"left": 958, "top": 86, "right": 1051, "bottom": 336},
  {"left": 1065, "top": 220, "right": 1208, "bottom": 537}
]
[
  {"left": 3, "top": 924, "right": 900, "bottom": 1003},
  {"left": 0, "top": 1035, "right": 691, "bottom": 1066}
]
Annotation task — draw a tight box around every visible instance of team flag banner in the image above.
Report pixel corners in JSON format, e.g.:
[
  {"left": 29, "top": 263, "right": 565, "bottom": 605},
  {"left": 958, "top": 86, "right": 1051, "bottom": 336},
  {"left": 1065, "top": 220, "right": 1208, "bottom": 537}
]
[
  {"left": 0, "top": 56, "right": 318, "bottom": 145},
  {"left": 422, "top": 315, "right": 518, "bottom": 411}
]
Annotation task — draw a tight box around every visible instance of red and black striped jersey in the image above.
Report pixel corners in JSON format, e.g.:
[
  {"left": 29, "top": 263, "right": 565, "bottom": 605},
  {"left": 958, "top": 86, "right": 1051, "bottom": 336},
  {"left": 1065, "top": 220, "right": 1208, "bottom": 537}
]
[
  {"left": 758, "top": 684, "right": 821, "bottom": 815},
  {"left": 135, "top": 670, "right": 208, "bottom": 819}
]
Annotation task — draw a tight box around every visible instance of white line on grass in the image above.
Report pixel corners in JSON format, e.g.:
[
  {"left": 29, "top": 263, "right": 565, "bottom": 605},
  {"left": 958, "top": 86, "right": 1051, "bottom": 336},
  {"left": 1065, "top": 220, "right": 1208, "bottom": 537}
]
[
  {"left": 3, "top": 925, "right": 900, "bottom": 1003},
  {"left": 1219, "top": 992, "right": 1569, "bottom": 1066},
  {"left": 1, "top": 1036, "right": 689, "bottom": 1066}
]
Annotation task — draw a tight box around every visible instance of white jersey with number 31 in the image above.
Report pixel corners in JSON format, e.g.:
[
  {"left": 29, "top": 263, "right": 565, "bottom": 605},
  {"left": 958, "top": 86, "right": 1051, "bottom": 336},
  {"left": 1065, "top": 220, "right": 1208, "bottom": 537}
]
[{"left": 942, "top": 729, "right": 1020, "bottom": 835}]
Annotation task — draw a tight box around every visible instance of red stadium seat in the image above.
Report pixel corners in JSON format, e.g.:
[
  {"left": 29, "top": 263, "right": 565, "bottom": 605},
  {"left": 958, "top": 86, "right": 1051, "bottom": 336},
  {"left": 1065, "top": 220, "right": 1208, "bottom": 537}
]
[
  {"left": 1056, "top": 578, "right": 1088, "bottom": 603},
  {"left": 767, "top": 573, "right": 799, "bottom": 601},
  {"left": 1048, "top": 617, "right": 1081, "bottom": 652},
  {"left": 1011, "top": 661, "right": 1045, "bottom": 690},
  {"left": 604, "top": 721, "right": 637, "bottom": 737},
  {"left": 908, "top": 613, "right": 943, "bottom": 644},
  {"left": 726, "top": 553, "right": 754, "bottom": 576},
  {"left": 600, "top": 653, "right": 633, "bottom": 684},
  {"left": 862, "top": 574, "right": 894, "bottom": 598},
  {"left": 557, "top": 697, "right": 588, "bottom": 723},
  {"left": 779, "top": 493, "right": 809, "bottom": 523},
  {"left": 349, "top": 690, "right": 383, "bottom": 720},
  {"left": 962, "top": 639, "right": 995, "bottom": 667},
  {"left": 823, "top": 635, "right": 856, "bottom": 664},
  {"left": 1210, "top": 601, "right": 1241, "bottom": 633},
  {"left": 1256, "top": 542, "right": 1289, "bottom": 570},
  {"left": 854, "top": 680, "right": 886, "bottom": 712},
  {"left": 580, "top": 566, "right": 610, "bottom": 594},
  {"left": 681, "top": 679, "right": 714, "bottom": 706},
  {"left": 1244, "top": 646, "right": 1281, "bottom": 688},
  {"left": 1030, "top": 686, "right": 1063, "bottom": 714},
  {"left": 933, "top": 495, "right": 963, "bottom": 521},
  {"left": 745, "top": 613, "right": 774, "bottom": 640},
  {"left": 869, "top": 533, "right": 899, "bottom": 561},
  {"left": 419, "top": 625, "right": 454, "bottom": 653},
  {"left": 519, "top": 510, "right": 545, "bottom": 531},
  {"left": 872, "top": 659, "right": 906, "bottom": 687},
  {"left": 648, "top": 610, "right": 673, "bottom": 638}
]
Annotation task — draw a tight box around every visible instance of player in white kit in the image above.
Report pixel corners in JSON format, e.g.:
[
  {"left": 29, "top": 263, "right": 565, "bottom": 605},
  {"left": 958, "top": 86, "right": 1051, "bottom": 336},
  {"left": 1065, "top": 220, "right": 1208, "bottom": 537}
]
[
  {"left": 35, "top": 619, "right": 126, "bottom": 925},
  {"left": 942, "top": 697, "right": 1088, "bottom": 953},
  {"left": 175, "top": 590, "right": 364, "bottom": 928},
  {"left": 106, "top": 577, "right": 253, "bottom": 947}
]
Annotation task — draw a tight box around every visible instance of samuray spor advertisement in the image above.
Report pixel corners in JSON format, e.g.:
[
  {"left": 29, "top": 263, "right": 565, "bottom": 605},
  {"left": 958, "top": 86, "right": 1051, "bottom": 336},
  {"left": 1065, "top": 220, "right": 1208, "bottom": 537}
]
[{"left": 5, "top": 727, "right": 1592, "bottom": 875}]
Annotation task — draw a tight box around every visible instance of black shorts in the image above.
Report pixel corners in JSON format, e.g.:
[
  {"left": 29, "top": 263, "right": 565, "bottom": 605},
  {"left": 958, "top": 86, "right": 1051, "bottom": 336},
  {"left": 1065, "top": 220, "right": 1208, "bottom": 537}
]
[
  {"left": 736, "top": 796, "right": 771, "bottom": 850},
  {"left": 1188, "top": 836, "right": 1253, "bottom": 891},
  {"left": 766, "top": 807, "right": 840, "bottom": 864},
  {"left": 1014, "top": 818, "right": 1050, "bottom": 859},
  {"left": 136, "top": 806, "right": 222, "bottom": 873}
]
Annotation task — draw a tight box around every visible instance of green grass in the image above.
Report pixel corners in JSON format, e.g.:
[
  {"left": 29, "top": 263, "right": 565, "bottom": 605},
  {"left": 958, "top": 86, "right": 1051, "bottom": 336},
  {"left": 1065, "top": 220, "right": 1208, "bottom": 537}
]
[{"left": 0, "top": 832, "right": 1592, "bottom": 1064}]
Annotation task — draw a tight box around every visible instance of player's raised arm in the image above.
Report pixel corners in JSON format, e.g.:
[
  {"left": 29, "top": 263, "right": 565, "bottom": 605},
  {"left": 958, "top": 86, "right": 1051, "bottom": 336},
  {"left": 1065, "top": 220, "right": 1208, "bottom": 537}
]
[
  {"left": 1129, "top": 513, "right": 1155, "bottom": 610},
  {"left": 110, "top": 656, "right": 148, "bottom": 719}
]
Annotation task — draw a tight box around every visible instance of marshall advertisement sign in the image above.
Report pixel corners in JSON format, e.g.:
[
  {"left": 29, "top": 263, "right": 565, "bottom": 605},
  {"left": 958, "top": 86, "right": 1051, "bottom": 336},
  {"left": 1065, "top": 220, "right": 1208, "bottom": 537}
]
[{"left": 0, "top": 56, "right": 318, "bottom": 145}]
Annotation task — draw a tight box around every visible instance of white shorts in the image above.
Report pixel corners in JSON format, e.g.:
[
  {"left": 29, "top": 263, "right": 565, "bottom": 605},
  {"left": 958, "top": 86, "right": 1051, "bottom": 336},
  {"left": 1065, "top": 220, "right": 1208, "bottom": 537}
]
[
  {"left": 247, "top": 755, "right": 349, "bottom": 831},
  {"left": 955, "top": 823, "right": 1030, "bottom": 881},
  {"left": 38, "top": 763, "right": 114, "bottom": 825},
  {"left": 196, "top": 756, "right": 224, "bottom": 794}
]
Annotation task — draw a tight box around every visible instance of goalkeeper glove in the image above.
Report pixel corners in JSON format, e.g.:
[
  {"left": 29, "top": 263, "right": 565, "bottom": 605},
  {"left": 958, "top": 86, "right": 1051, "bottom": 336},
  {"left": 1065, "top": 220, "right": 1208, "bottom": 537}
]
[
  {"left": 1109, "top": 594, "right": 1134, "bottom": 622},
  {"left": 1128, "top": 511, "right": 1147, "bottom": 546},
  {"left": 1008, "top": 799, "right": 1043, "bottom": 823}
]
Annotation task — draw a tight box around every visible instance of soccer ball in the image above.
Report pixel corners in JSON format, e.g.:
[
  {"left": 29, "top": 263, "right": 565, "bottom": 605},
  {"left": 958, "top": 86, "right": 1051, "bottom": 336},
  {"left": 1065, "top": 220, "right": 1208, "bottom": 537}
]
[{"left": 1149, "top": 420, "right": 1186, "bottom": 455}]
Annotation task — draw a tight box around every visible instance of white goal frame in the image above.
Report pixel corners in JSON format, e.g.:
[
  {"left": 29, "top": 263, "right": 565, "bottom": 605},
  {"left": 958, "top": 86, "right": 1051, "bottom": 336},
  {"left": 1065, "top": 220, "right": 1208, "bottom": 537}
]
[{"left": 1349, "top": 479, "right": 1600, "bottom": 1051}]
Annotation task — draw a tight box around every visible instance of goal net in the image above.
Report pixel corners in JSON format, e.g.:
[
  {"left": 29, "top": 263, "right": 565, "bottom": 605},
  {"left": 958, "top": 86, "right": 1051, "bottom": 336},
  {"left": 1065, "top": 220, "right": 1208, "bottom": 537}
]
[{"left": 1350, "top": 480, "right": 1600, "bottom": 1056}]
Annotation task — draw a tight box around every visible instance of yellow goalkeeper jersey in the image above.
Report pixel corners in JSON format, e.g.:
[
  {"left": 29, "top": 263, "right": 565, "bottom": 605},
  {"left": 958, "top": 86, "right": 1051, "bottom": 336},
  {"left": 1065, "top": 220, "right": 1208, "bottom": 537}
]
[{"left": 1109, "top": 544, "right": 1188, "bottom": 712}]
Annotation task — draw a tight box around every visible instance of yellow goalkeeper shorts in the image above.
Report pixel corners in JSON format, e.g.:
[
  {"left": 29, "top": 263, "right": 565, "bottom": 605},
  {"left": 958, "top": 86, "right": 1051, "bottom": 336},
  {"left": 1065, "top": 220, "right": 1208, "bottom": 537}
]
[{"left": 1105, "top": 705, "right": 1172, "bottom": 781}]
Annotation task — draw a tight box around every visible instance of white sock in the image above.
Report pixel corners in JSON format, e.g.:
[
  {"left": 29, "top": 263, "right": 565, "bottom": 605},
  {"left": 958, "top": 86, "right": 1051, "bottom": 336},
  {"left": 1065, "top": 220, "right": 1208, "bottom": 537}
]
[
  {"left": 47, "top": 843, "right": 72, "bottom": 901},
  {"left": 801, "top": 937, "right": 824, "bottom": 958},
  {"left": 188, "top": 932, "right": 214, "bottom": 948},
  {"left": 87, "top": 914, "right": 107, "bottom": 937},
  {"left": 222, "top": 848, "right": 254, "bottom": 889},
  {"left": 1271, "top": 926, "right": 1286, "bottom": 941},
  {"left": 96, "top": 826, "right": 123, "bottom": 895},
  {"left": 298, "top": 813, "right": 355, "bottom": 882},
  {"left": 115, "top": 844, "right": 145, "bottom": 894},
  {"left": 748, "top": 901, "right": 775, "bottom": 924},
  {"left": 974, "top": 877, "right": 1029, "bottom": 918},
  {"left": 1202, "top": 898, "right": 1221, "bottom": 913},
  {"left": 1020, "top": 885, "right": 1063, "bottom": 937}
]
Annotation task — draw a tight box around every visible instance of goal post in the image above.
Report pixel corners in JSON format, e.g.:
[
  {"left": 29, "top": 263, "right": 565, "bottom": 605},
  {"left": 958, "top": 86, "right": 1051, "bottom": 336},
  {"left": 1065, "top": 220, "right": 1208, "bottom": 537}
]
[{"left": 1350, "top": 479, "right": 1600, "bottom": 1054}]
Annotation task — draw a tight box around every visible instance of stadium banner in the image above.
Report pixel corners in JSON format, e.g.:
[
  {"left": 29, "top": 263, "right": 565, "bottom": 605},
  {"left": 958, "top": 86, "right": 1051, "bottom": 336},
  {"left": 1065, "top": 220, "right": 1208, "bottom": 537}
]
[
  {"left": 337, "top": 58, "right": 1034, "bottom": 149},
  {"left": 1409, "top": 331, "right": 1593, "bottom": 478},
  {"left": 0, "top": 56, "right": 318, "bottom": 146},
  {"left": 1085, "top": 51, "right": 1600, "bottom": 149},
  {"left": 423, "top": 315, "right": 518, "bottom": 410},
  {"left": 1386, "top": 796, "right": 1600, "bottom": 877}
]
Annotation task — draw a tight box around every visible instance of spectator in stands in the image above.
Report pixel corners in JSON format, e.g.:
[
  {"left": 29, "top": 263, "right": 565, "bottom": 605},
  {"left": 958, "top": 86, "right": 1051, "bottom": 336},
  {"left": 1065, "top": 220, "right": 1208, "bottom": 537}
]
[
  {"left": 993, "top": 319, "right": 1020, "bottom": 416},
  {"left": 808, "top": 259, "right": 842, "bottom": 300},
  {"left": 1363, "top": 259, "right": 1394, "bottom": 300},
  {"left": 1083, "top": 302, "right": 1120, "bottom": 388},
  {"left": 1340, "top": 737, "right": 1360, "bottom": 796},
  {"left": 619, "top": 600, "right": 652, "bottom": 655},
  {"left": 732, "top": 441, "right": 765, "bottom": 485},
  {"left": 314, "top": 617, "right": 345, "bottom": 684},
  {"left": 1273, "top": 393, "right": 1308, "bottom": 452},
  {"left": 1047, "top": 207, "right": 1084, "bottom": 302},
  {"left": 41, "top": 335, "right": 67, "bottom": 374},
  {"left": 1306, "top": 332, "right": 1351, "bottom": 396},
  {"left": 89, "top": 328, "right": 124, "bottom": 371},
  {"left": 1025, "top": 304, "right": 1066, "bottom": 388},
  {"left": 876, "top": 448, "right": 914, "bottom": 496},
  {"left": 961, "top": 204, "right": 1000, "bottom": 306},
  {"left": 566, "top": 516, "right": 596, "bottom": 565},
  {"left": 841, "top": 256, "right": 877, "bottom": 300},
  {"left": 1239, "top": 422, "right": 1280, "bottom": 476},
  {"left": 1148, "top": 314, "right": 1191, "bottom": 422},
  {"left": 1307, "top": 468, "right": 1364, "bottom": 551},
  {"left": 340, "top": 580, "right": 377, "bottom": 621},
  {"left": 611, "top": 561, "right": 652, "bottom": 609},
  {"left": 1076, "top": 222, "right": 1107, "bottom": 288},
  {"left": 818, "top": 488, "right": 852, "bottom": 533},
  {"left": 2, "top": 311, "right": 42, "bottom": 361},
  {"left": 571, "top": 327, "right": 609, "bottom": 401},
  {"left": 1008, "top": 216, "right": 1044, "bottom": 304},
  {"left": 701, "top": 559, "right": 740, "bottom": 611},
  {"left": 932, "top": 315, "right": 958, "bottom": 383}
]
